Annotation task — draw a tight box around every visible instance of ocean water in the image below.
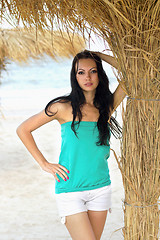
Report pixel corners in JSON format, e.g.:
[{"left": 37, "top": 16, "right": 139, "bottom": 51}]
[
  {"left": 0, "top": 56, "right": 117, "bottom": 91},
  {"left": 0, "top": 57, "right": 72, "bottom": 90},
  {"left": 0, "top": 55, "right": 120, "bottom": 119}
]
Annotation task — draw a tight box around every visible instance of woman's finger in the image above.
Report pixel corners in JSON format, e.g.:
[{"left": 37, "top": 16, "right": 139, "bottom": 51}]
[
  {"left": 43, "top": 163, "right": 69, "bottom": 182},
  {"left": 53, "top": 172, "right": 60, "bottom": 182},
  {"left": 58, "top": 164, "right": 70, "bottom": 174},
  {"left": 55, "top": 168, "right": 69, "bottom": 181}
]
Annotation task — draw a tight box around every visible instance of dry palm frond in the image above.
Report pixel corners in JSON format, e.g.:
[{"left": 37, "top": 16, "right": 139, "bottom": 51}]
[
  {"left": 0, "top": 28, "right": 85, "bottom": 63},
  {"left": 0, "top": 56, "right": 7, "bottom": 73},
  {"left": 1, "top": 1, "right": 160, "bottom": 239}
]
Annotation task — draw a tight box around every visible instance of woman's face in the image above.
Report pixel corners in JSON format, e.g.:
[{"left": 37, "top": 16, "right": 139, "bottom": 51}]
[{"left": 76, "top": 58, "right": 99, "bottom": 92}]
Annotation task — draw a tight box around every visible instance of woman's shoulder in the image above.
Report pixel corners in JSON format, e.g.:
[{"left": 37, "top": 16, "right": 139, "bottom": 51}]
[
  {"left": 47, "top": 100, "right": 72, "bottom": 122},
  {"left": 49, "top": 100, "right": 71, "bottom": 112}
]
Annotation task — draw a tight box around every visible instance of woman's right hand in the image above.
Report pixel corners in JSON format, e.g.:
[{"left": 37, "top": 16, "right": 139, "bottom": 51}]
[{"left": 41, "top": 161, "right": 70, "bottom": 182}]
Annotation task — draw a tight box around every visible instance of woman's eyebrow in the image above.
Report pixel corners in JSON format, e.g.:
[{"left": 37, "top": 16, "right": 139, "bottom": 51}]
[
  {"left": 77, "top": 68, "right": 85, "bottom": 71},
  {"left": 78, "top": 67, "right": 97, "bottom": 71}
]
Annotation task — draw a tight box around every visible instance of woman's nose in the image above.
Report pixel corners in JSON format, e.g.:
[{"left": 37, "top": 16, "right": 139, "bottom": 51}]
[{"left": 86, "top": 72, "right": 91, "bottom": 80}]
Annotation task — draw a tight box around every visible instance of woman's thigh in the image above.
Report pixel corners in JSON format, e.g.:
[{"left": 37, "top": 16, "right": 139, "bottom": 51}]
[
  {"left": 88, "top": 210, "right": 108, "bottom": 240},
  {"left": 65, "top": 212, "right": 96, "bottom": 240}
]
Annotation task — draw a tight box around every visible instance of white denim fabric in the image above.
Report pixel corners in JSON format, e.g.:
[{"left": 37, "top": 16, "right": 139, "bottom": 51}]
[{"left": 55, "top": 185, "right": 112, "bottom": 224}]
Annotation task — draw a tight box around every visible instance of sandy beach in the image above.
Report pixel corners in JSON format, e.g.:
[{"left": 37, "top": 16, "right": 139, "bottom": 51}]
[{"left": 0, "top": 87, "right": 125, "bottom": 240}]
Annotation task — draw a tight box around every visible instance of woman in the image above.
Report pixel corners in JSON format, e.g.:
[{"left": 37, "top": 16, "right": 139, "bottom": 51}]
[{"left": 17, "top": 50, "right": 126, "bottom": 240}]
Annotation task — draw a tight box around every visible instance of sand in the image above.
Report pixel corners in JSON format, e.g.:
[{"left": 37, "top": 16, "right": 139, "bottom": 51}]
[{"left": 0, "top": 88, "right": 125, "bottom": 240}]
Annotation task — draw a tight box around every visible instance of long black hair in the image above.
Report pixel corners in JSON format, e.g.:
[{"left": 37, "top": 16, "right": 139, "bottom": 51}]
[{"left": 45, "top": 50, "right": 122, "bottom": 146}]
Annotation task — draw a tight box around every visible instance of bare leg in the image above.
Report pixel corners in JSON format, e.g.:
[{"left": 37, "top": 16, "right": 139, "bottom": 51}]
[
  {"left": 65, "top": 212, "right": 96, "bottom": 240},
  {"left": 88, "top": 210, "right": 108, "bottom": 240}
]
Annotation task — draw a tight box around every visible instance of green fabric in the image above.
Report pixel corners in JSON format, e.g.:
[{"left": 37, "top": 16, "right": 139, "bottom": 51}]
[{"left": 55, "top": 121, "right": 111, "bottom": 194}]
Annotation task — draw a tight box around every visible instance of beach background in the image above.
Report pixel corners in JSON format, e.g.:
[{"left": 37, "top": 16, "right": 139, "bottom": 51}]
[{"left": 0, "top": 42, "right": 126, "bottom": 239}]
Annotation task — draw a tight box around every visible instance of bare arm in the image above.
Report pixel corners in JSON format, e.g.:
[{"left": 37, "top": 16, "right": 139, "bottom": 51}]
[
  {"left": 94, "top": 52, "right": 118, "bottom": 69},
  {"left": 112, "top": 84, "right": 127, "bottom": 113},
  {"left": 94, "top": 51, "right": 127, "bottom": 112},
  {"left": 16, "top": 110, "right": 55, "bottom": 168},
  {"left": 16, "top": 106, "right": 69, "bottom": 182}
]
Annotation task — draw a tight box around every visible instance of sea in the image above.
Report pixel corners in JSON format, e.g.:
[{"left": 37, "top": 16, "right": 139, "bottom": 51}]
[
  {"left": 0, "top": 55, "right": 117, "bottom": 91},
  {"left": 0, "top": 55, "right": 119, "bottom": 119}
]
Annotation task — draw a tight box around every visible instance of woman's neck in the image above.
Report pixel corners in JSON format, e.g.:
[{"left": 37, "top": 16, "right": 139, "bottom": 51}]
[{"left": 83, "top": 91, "right": 96, "bottom": 106}]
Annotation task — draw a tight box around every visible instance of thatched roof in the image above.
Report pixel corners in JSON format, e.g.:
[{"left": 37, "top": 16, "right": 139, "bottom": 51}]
[
  {"left": 0, "top": 28, "right": 85, "bottom": 63},
  {"left": 1, "top": 1, "right": 160, "bottom": 91}
]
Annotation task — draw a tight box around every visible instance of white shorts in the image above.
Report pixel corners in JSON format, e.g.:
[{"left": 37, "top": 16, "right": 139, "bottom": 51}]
[{"left": 55, "top": 185, "right": 112, "bottom": 224}]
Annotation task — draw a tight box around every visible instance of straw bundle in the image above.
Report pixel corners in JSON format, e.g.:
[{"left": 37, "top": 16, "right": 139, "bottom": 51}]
[
  {"left": 0, "top": 28, "right": 85, "bottom": 63},
  {"left": 1, "top": 1, "right": 160, "bottom": 239},
  {"left": 0, "top": 56, "right": 6, "bottom": 73}
]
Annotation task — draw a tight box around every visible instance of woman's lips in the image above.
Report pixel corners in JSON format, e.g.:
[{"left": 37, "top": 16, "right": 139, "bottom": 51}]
[{"left": 84, "top": 83, "right": 93, "bottom": 86}]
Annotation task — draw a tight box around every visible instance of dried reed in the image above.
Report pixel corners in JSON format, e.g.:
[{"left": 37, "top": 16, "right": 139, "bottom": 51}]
[
  {"left": 1, "top": 1, "right": 160, "bottom": 239},
  {"left": 0, "top": 28, "right": 85, "bottom": 63}
]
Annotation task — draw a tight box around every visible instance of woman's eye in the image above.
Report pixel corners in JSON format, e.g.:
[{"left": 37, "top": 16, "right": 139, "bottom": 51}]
[
  {"left": 91, "top": 70, "right": 97, "bottom": 73},
  {"left": 77, "top": 71, "right": 84, "bottom": 75}
]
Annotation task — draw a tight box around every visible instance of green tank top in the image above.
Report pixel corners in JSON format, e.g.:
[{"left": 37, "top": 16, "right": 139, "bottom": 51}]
[{"left": 55, "top": 121, "right": 111, "bottom": 194}]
